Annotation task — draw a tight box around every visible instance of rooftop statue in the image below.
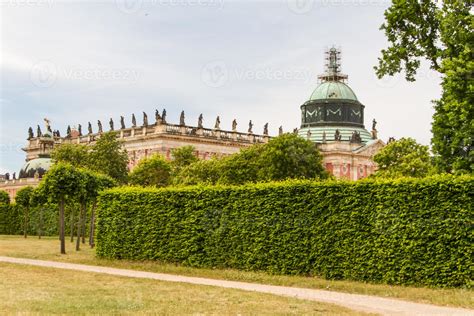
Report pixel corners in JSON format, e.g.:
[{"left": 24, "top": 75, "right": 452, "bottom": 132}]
[
  {"left": 78, "top": 124, "right": 82, "bottom": 136},
  {"left": 109, "top": 118, "right": 114, "bottom": 131},
  {"left": 293, "top": 128, "right": 298, "bottom": 134},
  {"left": 307, "top": 129, "right": 311, "bottom": 140},
  {"left": 180, "top": 111, "right": 185, "bottom": 126},
  {"left": 28, "top": 127, "right": 34, "bottom": 140},
  {"left": 278, "top": 126, "right": 283, "bottom": 136},
  {"left": 351, "top": 130, "right": 362, "bottom": 143},
  {"left": 143, "top": 112, "right": 148, "bottom": 126},
  {"left": 120, "top": 116, "right": 125, "bottom": 129},
  {"left": 371, "top": 119, "right": 378, "bottom": 139},
  {"left": 232, "top": 119, "right": 237, "bottom": 132},
  {"left": 44, "top": 118, "right": 52, "bottom": 134},
  {"left": 131, "top": 114, "right": 136, "bottom": 127},
  {"left": 263, "top": 123, "right": 268, "bottom": 135},
  {"left": 162, "top": 109, "right": 167, "bottom": 123},
  {"left": 88, "top": 122, "right": 93, "bottom": 134},
  {"left": 155, "top": 109, "right": 161, "bottom": 124},
  {"left": 334, "top": 129, "right": 341, "bottom": 141},
  {"left": 98, "top": 120, "right": 103, "bottom": 133},
  {"left": 37, "top": 125, "right": 42, "bottom": 137},
  {"left": 198, "top": 114, "right": 203, "bottom": 128},
  {"left": 4, "top": 173, "right": 9, "bottom": 181},
  {"left": 372, "top": 119, "right": 377, "bottom": 131},
  {"left": 248, "top": 120, "right": 253, "bottom": 134},
  {"left": 66, "top": 125, "right": 71, "bottom": 137},
  {"left": 214, "top": 116, "right": 220, "bottom": 129}
]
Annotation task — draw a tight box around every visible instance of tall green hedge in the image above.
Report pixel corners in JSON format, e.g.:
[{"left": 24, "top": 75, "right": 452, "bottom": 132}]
[{"left": 96, "top": 175, "right": 473, "bottom": 287}]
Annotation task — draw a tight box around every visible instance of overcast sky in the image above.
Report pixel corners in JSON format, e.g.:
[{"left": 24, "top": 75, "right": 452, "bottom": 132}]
[{"left": 0, "top": 0, "right": 441, "bottom": 174}]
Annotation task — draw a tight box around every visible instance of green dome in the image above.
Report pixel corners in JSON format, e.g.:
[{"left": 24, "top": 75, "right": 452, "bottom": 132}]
[
  {"left": 19, "top": 158, "right": 52, "bottom": 179},
  {"left": 309, "top": 81, "right": 358, "bottom": 101}
]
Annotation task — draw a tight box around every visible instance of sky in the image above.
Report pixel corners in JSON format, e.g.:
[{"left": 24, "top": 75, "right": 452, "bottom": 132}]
[{"left": 0, "top": 0, "right": 442, "bottom": 174}]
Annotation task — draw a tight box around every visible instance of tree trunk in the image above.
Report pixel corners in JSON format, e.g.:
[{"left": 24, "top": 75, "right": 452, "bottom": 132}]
[
  {"left": 59, "top": 197, "right": 66, "bottom": 254},
  {"left": 81, "top": 203, "right": 87, "bottom": 244},
  {"left": 70, "top": 207, "right": 74, "bottom": 242},
  {"left": 89, "top": 201, "right": 97, "bottom": 248},
  {"left": 75, "top": 205, "right": 82, "bottom": 251},
  {"left": 38, "top": 208, "right": 43, "bottom": 239},
  {"left": 23, "top": 206, "right": 29, "bottom": 238}
]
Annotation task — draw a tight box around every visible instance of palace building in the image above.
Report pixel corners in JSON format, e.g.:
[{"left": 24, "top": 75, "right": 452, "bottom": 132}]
[{"left": 1, "top": 48, "right": 384, "bottom": 200}]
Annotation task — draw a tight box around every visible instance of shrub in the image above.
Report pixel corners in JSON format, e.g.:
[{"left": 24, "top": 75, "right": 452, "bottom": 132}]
[{"left": 97, "top": 175, "right": 473, "bottom": 287}]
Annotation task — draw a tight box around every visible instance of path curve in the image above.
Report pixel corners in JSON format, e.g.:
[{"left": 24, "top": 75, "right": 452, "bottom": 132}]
[{"left": 0, "top": 256, "right": 472, "bottom": 316}]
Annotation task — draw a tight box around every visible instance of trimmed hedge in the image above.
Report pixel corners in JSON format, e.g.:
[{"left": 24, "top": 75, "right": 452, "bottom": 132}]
[{"left": 96, "top": 175, "right": 473, "bottom": 287}]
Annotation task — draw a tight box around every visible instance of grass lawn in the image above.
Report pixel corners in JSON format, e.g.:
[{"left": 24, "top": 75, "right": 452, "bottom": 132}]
[
  {"left": 0, "top": 262, "right": 367, "bottom": 315},
  {"left": 0, "top": 235, "right": 472, "bottom": 309}
]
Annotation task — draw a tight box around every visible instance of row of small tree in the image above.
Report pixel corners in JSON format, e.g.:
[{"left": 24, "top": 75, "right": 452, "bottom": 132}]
[{"left": 9, "top": 165, "right": 115, "bottom": 254}]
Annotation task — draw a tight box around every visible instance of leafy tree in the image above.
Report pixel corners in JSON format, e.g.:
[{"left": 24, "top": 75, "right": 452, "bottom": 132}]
[
  {"left": 40, "top": 162, "right": 84, "bottom": 254},
  {"left": 175, "top": 133, "right": 328, "bottom": 185},
  {"left": 30, "top": 186, "right": 49, "bottom": 239},
  {"left": 375, "top": 1, "right": 473, "bottom": 173},
  {"left": 51, "top": 143, "right": 89, "bottom": 167},
  {"left": 373, "top": 138, "right": 433, "bottom": 178},
  {"left": 171, "top": 146, "right": 199, "bottom": 174},
  {"left": 15, "top": 186, "right": 34, "bottom": 238},
  {"left": 257, "top": 133, "right": 328, "bottom": 181},
  {"left": 129, "top": 153, "right": 171, "bottom": 187},
  {"left": 88, "top": 131, "right": 129, "bottom": 183},
  {"left": 174, "top": 158, "right": 221, "bottom": 186},
  {"left": 0, "top": 191, "right": 9, "bottom": 204}
]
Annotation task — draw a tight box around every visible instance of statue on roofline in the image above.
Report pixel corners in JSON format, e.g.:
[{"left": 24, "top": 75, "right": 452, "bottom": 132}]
[
  {"left": 78, "top": 124, "right": 82, "bottom": 136},
  {"left": 66, "top": 125, "right": 71, "bottom": 137},
  {"left": 88, "top": 122, "right": 93, "bottom": 134},
  {"left": 119, "top": 116, "right": 125, "bottom": 129},
  {"left": 36, "top": 125, "right": 42, "bottom": 138},
  {"left": 263, "top": 123, "right": 268, "bottom": 136},
  {"left": 198, "top": 114, "right": 203, "bottom": 128},
  {"left": 307, "top": 129, "right": 311, "bottom": 140},
  {"left": 232, "top": 119, "right": 237, "bottom": 132},
  {"left": 214, "top": 116, "right": 220, "bottom": 129},
  {"left": 162, "top": 109, "right": 167, "bottom": 123},
  {"left": 97, "top": 120, "right": 103, "bottom": 133},
  {"left": 143, "top": 112, "right": 148, "bottom": 126},
  {"left": 248, "top": 120, "right": 253, "bottom": 134},
  {"left": 109, "top": 118, "right": 114, "bottom": 131},
  {"left": 334, "top": 129, "right": 341, "bottom": 141},
  {"left": 44, "top": 118, "right": 52, "bottom": 134},
  {"left": 155, "top": 109, "right": 161, "bottom": 123},
  {"left": 132, "top": 114, "right": 137, "bottom": 127},
  {"left": 180, "top": 111, "right": 185, "bottom": 126},
  {"left": 28, "top": 127, "right": 34, "bottom": 140},
  {"left": 278, "top": 126, "right": 283, "bottom": 136}
]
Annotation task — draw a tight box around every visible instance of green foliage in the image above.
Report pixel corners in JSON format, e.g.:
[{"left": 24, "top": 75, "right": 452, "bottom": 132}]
[
  {"left": 171, "top": 146, "right": 199, "bottom": 174},
  {"left": 174, "top": 134, "right": 328, "bottom": 185},
  {"left": 51, "top": 143, "right": 89, "bottom": 167},
  {"left": 41, "top": 163, "right": 84, "bottom": 200},
  {"left": 375, "top": 1, "right": 473, "bottom": 173},
  {"left": 0, "top": 191, "right": 10, "bottom": 204},
  {"left": 97, "top": 175, "right": 473, "bottom": 287},
  {"left": 373, "top": 138, "right": 433, "bottom": 178},
  {"left": 88, "top": 132, "right": 129, "bottom": 184},
  {"left": 129, "top": 154, "right": 171, "bottom": 187},
  {"left": 15, "top": 186, "right": 34, "bottom": 208}
]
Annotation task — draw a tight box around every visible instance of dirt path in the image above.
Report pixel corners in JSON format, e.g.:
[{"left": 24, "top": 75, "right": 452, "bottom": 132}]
[{"left": 0, "top": 256, "right": 472, "bottom": 316}]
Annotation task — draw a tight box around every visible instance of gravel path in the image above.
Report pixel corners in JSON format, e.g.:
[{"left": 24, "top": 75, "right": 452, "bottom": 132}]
[{"left": 0, "top": 256, "right": 472, "bottom": 316}]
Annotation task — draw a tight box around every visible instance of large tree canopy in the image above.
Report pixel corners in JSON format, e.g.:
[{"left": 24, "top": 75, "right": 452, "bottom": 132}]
[
  {"left": 175, "top": 133, "right": 328, "bottom": 186},
  {"left": 129, "top": 154, "right": 171, "bottom": 187},
  {"left": 372, "top": 138, "right": 433, "bottom": 178},
  {"left": 375, "top": 0, "right": 473, "bottom": 174}
]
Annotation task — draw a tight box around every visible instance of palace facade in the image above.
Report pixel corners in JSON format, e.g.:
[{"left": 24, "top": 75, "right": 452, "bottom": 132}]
[{"left": 1, "top": 48, "right": 384, "bottom": 200}]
